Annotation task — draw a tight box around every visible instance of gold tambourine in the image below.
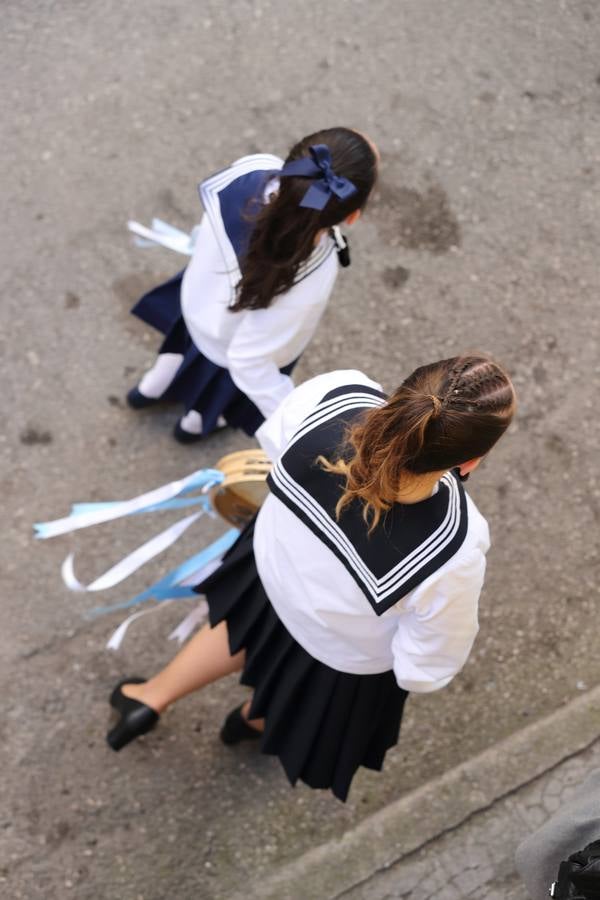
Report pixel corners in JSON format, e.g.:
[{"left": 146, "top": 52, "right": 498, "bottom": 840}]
[{"left": 209, "top": 449, "right": 272, "bottom": 528}]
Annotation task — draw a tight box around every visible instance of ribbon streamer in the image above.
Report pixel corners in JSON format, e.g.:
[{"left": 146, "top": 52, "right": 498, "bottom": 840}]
[
  {"left": 105, "top": 597, "right": 210, "bottom": 651},
  {"left": 61, "top": 511, "right": 204, "bottom": 592},
  {"left": 34, "top": 469, "right": 223, "bottom": 538},
  {"left": 106, "top": 601, "right": 177, "bottom": 651},
  {"left": 85, "top": 528, "right": 239, "bottom": 619},
  {"left": 69, "top": 496, "right": 211, "bottom": 515},
  {"left": 167, "top": 601, "right": 210, "bottom": 645},
  {"left": 105, "top": 556, "right": 220, "bottom": 649},
  {"left": 127, "top": 218, "right": 199, "bottom": 256},
  {"left": 35, "top": 467, "right": 240, "bottom": 650}
]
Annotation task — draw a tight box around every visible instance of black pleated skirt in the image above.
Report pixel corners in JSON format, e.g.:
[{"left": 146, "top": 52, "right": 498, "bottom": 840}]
[
  {"left": 131, "top": 271, "right": 295, "bottom": 436},
  {"left": 195, "top": 520, "right": 409, "bottom": 802}
]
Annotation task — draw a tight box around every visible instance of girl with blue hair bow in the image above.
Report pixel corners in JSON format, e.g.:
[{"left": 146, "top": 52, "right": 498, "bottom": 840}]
[{"left": 127, "top": 127, "right": 379, "bottom": 443}]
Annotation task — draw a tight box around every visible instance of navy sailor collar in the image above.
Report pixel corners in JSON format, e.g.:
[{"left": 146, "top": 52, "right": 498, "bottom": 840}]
[
  {"left": 199, "top": 153, "right": 335, "bottom": 298},
  {"left": 267, "top": 383, "right": 469, "bottom": 615}
]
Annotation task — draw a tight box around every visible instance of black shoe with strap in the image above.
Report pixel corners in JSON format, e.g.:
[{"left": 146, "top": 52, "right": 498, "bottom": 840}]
[
  {"left": 173, "top": 420, "right": 205, "bottom": 444},
  {"left": 220, "top": 704, "right": 263, "bottom": 746},
  {"left": 107, "top": 678, "right": 159, "bottom": 751},
  {"left": 126, "top": 387, "right": 160, "bottom": 409}
]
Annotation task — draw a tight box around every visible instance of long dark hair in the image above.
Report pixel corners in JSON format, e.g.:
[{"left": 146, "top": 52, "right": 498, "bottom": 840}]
[
  {"left": 230, "top": 127, "right": 377, "bottom": 312},
  {"left": 320, "top": 355, "right": 516, "bottom": 529}
]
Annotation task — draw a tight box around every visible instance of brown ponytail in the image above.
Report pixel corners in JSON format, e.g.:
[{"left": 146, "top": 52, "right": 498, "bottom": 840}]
[
  {"left": 320, "top": 355, "right": 516, "bottom": 529},
  {"left": 230, "top": 127, "right": 377, "bottom": 312}
]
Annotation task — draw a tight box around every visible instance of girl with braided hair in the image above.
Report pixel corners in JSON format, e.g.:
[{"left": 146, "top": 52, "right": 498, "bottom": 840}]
[
  {"left": 126, "top": 127, "right": 378, "bottom": 442},
  {"left": 108, "top": 355, "right": 515, "bottom": 801}
]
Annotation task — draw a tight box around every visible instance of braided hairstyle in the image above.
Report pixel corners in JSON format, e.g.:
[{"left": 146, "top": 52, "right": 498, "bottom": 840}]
[
  {"left": 320, "top": 354, "right": 516, "bottom": 529},
  {"left": 230, "top": 127, "right": 378, "bottom": 312}
]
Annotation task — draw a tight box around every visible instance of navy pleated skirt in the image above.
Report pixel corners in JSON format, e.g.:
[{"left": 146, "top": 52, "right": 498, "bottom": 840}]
[
  {"left": 195, "top": 519, "right": 409, "bottom": 802},
  {"left": 131, "top": 272, "right": 295, "bottom": 436}
]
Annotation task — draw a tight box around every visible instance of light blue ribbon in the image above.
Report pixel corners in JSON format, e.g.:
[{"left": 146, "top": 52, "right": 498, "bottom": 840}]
[
  {"left": 85, "top": 527, "right": 239, "bottom": 619},
  {"left": 69, "top": 496, "right": 213, "bottom": 515},
  {"left": 33, "top": 468, "right": 223, "bottom": 538}
]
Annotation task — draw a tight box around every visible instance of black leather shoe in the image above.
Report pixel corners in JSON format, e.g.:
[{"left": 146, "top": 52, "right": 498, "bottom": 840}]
[
  {"left": 173, "top": 420, "right": 205, "bottom": 444},
  {"left": 107, "top": 678, "right": 159, "bottom": 751},
  {"left": 126, "top": 386, "right": 159, "bottom": 409},
  {"left": 109, "top": 677, "right": 146, "bottom": 711},
  {"left": 220, "top": 704, "right": 262, "bottom": 746}
]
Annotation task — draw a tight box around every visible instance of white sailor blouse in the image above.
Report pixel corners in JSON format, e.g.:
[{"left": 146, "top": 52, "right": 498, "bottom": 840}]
[
  {"left": 254, "top": 370, "right": 490, "bottom": 693},
  {"left": 180, "top": 154, "right": 340, "bottom": 420}
]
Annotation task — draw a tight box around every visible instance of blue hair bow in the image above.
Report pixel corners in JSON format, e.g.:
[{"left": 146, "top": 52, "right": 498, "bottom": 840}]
[{"left": 278, "top": 144, "right": 358, "bottom": 211}]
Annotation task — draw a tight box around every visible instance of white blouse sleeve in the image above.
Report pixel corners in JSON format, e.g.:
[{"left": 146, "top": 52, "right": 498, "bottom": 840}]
[
  {"left": 225, "top": 302, "right": 298, "bottom": 421},
  {"left": 255, "top": 369, "right": 383, "bottom": 461},
  {"left": 391, "top": 546, "right": 487, "bottom": 693},
  {"left": 226, "top": 257, "right": 338, "bottom": 421}
]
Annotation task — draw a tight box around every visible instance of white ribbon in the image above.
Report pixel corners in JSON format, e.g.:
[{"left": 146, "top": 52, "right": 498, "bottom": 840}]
[
  {"left": 162, "top": 556, "right": 221, "bottom": 643},
  {"left": 105, "top": 598, "right": 210, "bottom": 651},
  {"left": 179, "top": 556, "right": 222, "bottom": 588},
  {"left": 34, "top": 470, "right": 219, "bottom": 539},
  {"left": 127, "top": 218, "right": 199, "bottom": 256},
  {"left": 34, "top": 465, "right": 237, "bottom": 651},
  {"left": 61, "top": 511, "right": 204, "bottom": 592},
  {"left": 103, "top": 555, "right": 220, "bottom": 650},
  {"left": 167, "top": 601, "right": 209, "bottom": 645},
  {"left": 106, "top": 600, "right": 177, "bottom": 651}
]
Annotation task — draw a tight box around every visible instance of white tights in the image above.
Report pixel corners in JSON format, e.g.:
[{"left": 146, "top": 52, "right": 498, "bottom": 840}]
[
  {"left": 138, "top": 353, "right": 184, "bottom": 399},
  {"left": 137, "top": 354, "right": 229, "bottom": 435}
]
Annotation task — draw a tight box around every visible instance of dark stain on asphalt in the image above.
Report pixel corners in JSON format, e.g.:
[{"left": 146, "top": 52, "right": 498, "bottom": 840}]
[
  {"left": 46, "top": 819, "right": 71, "bottom": 848},
  {"left": 382, "top": 265, "right": 410, "bottom": 289},
  {"left": 107, "top": 395, "right": 123, "bottom": 408},
  {"left": 64, "top": 291, "right": 80, "bottom": 309},
  {"left": 371, "top": 182, "right": 461, "bottom": 253},
  {"left": 20, "top": 427, "right": 53, "bottom": 445},
  {"left": 545, "top": 433, "right": 570, "bottom": 460}
]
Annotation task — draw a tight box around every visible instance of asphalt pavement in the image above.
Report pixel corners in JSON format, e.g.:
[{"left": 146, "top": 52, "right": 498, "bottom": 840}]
[{"left": 2, "top": 1, "right": 599, "bottom": 898}]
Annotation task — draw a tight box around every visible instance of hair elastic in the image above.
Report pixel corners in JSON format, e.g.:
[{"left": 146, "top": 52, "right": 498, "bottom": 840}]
[{"left": 429, "top": 395, "right": 443, "bottom": 418}]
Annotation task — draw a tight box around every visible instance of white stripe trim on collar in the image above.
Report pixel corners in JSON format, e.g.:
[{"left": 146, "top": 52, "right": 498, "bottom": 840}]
[{"left": 271, "top": 390, "right": 463, "bottom": 605}]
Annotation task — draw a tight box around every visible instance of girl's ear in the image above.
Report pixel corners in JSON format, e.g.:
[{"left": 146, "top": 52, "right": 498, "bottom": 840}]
[
  {"left": 344, "top": 209, "right": 361, "bottom": 226},
  {"left": 458, "top": 457, "right": 483, "bottom": 477}
]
